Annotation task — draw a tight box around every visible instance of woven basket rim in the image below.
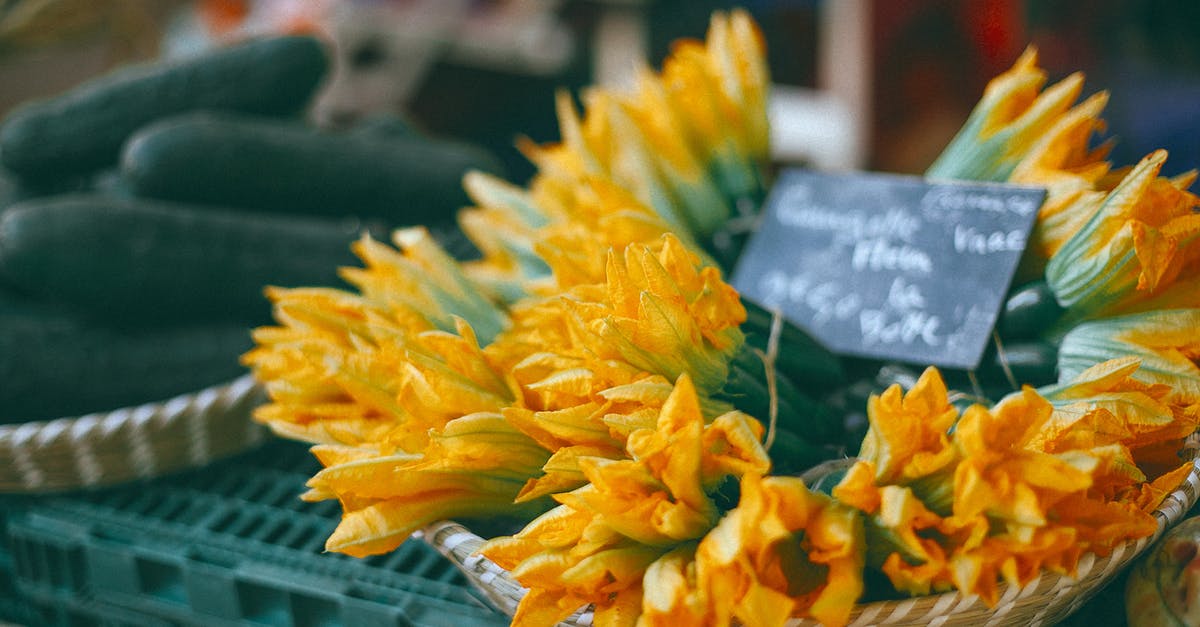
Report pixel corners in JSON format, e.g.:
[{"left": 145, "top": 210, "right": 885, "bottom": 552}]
[
  {"left": 0, "top": 374, "right": 268, "bottom": 493},
  {"left": 423, "top": 430, "right": 1200, "bottom": 626}
]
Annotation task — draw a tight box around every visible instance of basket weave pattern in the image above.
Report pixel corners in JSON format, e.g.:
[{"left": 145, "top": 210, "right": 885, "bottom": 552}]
[
  {"left": 423, "top": 431, "right": 1200, "bottom": 626},
  {"left": 0, "top": 375, "right": 268, "bottom": 492}
]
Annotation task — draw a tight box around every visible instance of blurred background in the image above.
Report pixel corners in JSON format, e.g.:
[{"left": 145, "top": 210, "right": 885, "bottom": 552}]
[{"left": 0, "top": 0, "right": 1197, "bottom": 182}]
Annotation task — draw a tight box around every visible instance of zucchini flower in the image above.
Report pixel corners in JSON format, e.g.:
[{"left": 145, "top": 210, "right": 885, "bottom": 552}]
[
  {"left": 457, "top": 171, "right": 553, "bottom": 303},
  {"left": 833, "top": 368, "right": 1169, "bottom": 606},
  {"left": 692, "top": 474, "right": 864, "bottom": 627},
  {"left": 641, "top": 474, "right": 865, "bottom": 627},
  {"left": 580, "top": 233, "right": 747, "bottom": 396},
  {"left": 533, "top": 178, "right": 692, "bottom": 291},
  {"left": 950, "top": 388, "right": 1134, "bottom": 529},
  {"left": 855, "top": 366, "right": 959, "bottom": 489},
  {"left": 480, "top": 375, "right": 771, "bottom": 626},
  {"left": 305, "top": 413, "right": 553, "bottom": 558},
  {"left": 924, "top": 46, "right": 1120, "bottom": 280},
  {"left": 1007, "top": 91, "right": 1114, "bottom": 276},
  {"left": 926, "top": 47, "right": 1086, "bottom": 183},
  {"left": 243, "top": 228, "right": 513, "bottom": 451},
  {"left": 462, "top": 8, "right": 770, "bottom": 296},
  {"left": 1055, "top": 310, "right": 1200, "bottom": 405},
  {"left": 1045, "top": 151, "right": 1200, "bottom": 327}
]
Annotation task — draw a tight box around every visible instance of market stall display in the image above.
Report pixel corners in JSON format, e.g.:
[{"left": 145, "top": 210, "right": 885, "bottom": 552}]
[
  {"left": 0, "top": 32, "right": 500, "bottom": 491},
  {"left": 239, "top": 9, "right": 1200, "bottom": 627}
]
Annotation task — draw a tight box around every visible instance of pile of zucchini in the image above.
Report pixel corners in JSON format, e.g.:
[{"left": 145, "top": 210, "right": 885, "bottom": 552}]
[{"left": 0, "top": 35, "right": 502, "bottom": 423}]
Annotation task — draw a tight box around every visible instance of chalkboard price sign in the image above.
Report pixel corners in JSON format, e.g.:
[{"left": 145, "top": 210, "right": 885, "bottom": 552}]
[{"left": 730, "top": 169, "right": 1046, "bottom": 370}]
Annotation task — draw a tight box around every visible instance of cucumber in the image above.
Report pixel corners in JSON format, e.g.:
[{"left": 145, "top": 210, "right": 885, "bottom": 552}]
[
  {"left": 0, "top": 307, "right": 252, "bottom": 422},
  {"left": 0, "top": 195, "right": 368, "bottom": 326},
  {"left": 998, "top": 280, "right": 1064, "bottom": 340},
  {"left": 0, "top": 35, "right": 329, "bottom": 179},
  {"left": 121, "top": 112, "right": 503, "bottom": 224}
]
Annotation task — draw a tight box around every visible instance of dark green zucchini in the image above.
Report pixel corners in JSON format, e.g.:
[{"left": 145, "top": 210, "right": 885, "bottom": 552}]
[
  {"left": 977, "top": 340, "right": 1059, "bottom": 389},
  {"left": 0, "top": 282, "right": 55, "bottom": 316},
  {"left": 121, "top": 112, "right": 503, "bottom": 224},
  {"left": 0, "top": 307, "right": 252, "bottom": 423},
  {"left": 0, "top": 35, "right": 329, "bottom": 179},
  {"left": 0, "top": 168, "right": 14, "bottom": 209},
  {"left": 0, "top": 165, "right": 91, "bottom": 210},
  {"left": 0, "top": 195, "right": 368, "bottom": 326},
  {"left": 997, "top": 280, "right": 1064, "bottom": 340},
  {"left": 741, "top": 299, "right": 846, "bottom": 391},
  {"left": 347, "top": 112, "right": 425, "bottom": 139}
]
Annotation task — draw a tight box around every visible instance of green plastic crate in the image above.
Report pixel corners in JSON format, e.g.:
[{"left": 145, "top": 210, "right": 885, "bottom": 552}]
[{"left": 5, "top": 438, "right": 509, "bottom": 627}]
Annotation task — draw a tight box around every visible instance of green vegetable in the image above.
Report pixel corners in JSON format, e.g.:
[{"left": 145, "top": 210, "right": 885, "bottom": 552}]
[
  {"left": 741, "top": 299, "right": 846, "bottom": 391},
  {"left": 0, "top": 168, "right": 14, "bottom": 209},
  {"left": 976, "top": 339, "right": 1058, "bottom": 390},
  {"left": 0, "top": 195, "right": 369, "bottom": 326},
  {"left": 0, "top": 294, "right": 251, "bottom": 422},
  {"left": 121, "top": 111, "right": 503, "bottom": 224},
  {"left": 348, "top": 112, "right": 425, "bottom": 139},
  {"left": 0, "top": 35, "right": 329, "bottom": 179},
  {"left": 998, "top": 280, "right": 1064, "bottom": 340}
]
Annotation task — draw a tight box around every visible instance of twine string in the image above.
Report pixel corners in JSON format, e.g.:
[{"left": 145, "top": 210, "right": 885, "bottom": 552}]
[
  {"left": 754, "top": 308, "right": 784, "bottom": 451},
  {"left": 992, "top": 330, "right": 1020, "bottom": 391},
  {"left": 965, "top": 369, "right": 986, "bottom": 403}
]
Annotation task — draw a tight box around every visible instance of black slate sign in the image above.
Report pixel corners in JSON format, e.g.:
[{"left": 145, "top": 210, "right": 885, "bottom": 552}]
[{"left": 730, "top": 169, "right": 1046, "bottom": 370}]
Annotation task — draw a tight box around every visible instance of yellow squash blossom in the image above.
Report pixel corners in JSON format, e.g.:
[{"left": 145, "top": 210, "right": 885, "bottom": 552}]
[
  {"left": 1055, "top": 310, "right": 1200, "bottom": 405},
  {"left": 455, "top": 10, "right": 768, "bottom": 305},
  {"left": 460, "top": 170, "right": 691, "bottom": 302},
  {"left": 457, "top": 171, "right": 553, "bottom": 303},
  {"left": 570, "top": 234, "right": 747, "bottom": 396},
  {"left": 304, "top": 412, "right": 553, "bottom": 557},
  {"left": 619, "top": 65, "right": 732, "bottom": 237},
  {"left": 926, "top": 47, "right": 1086, "bottom": 183},
  {"left": 856, "top": 366, "right": 959, "bottom": 488},
  {"left": 532, "top": 178, "right": 695, "bottom": 290},
  {"left": 1007, "top": 91, "right": 1113, "bottom": 277},
  {"left": 485, "top": 232, "right": 748, "bottom": 500},
  {"left": 834, "top": 368, "right": 1171, "bottom": 605},
  {"left": 639, "top": 545, "right": 708, "bottom": 625},
  {"left": 952, "top": 388, "right": 1127, "bottom": 527},
  {"left": 869, "top": 485, "right": 969, "bottom": 597},
  {"left": 467, "top": 9, "right": 768, "bottom": 296},
  {"left": 481, "top": 374, "right": 771, "bottom": 626},
  {"left": 676, "top": 473, "right": 864, "bottom": 627},
  {"left": 1045, "top": 151, "right": 1200, "bottom": 325},
  {"left": 243, "top": 228, "right": 514, "bottom": 452},
  {"left": 347, "top": 229, "right": 509, "bottom": 343},
  {"left": 954, "top": 382, "right": 1165, "bottom": 536},
  {"left": 1037, "top": 356, "right": 1200, "bottom": 476},
  {"left": 1007, "top": 89, "right": 1111, "bottom": 203},
  {"left": 243, "top": 286, "right": 400, "bottom": 447},
  {"left": 246, "top": 227, "right": 755, "bottom": 564},
  {"left": 657, "top": 11, "right": 769, "bottom": 209}
]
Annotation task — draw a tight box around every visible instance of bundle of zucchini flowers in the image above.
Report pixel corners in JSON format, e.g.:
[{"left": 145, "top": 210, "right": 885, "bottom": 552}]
[{"left": 243, "top": 11, "right": 1200, "bottom": 627}]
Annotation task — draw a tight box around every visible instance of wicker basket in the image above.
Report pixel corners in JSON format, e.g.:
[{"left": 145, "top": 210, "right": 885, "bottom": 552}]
[
  {"left": 0, "top": 375, "right": 268, "bottom": 493},
  {"left": 422, "top": 431, "right": 1200, "bottom": 626}
]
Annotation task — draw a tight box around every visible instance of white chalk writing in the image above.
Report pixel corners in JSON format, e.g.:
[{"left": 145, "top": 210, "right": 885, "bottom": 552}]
[
  {"left": 953, "top": 225, "right": 1026, "bottom": 254},
  {"left": 851, "top": 238, "right": 932, "bottom": 274}
]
